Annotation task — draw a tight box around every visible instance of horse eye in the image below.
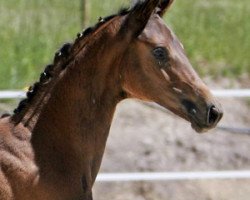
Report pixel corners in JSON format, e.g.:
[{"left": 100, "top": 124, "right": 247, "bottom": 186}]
[{"left": 152, "top": 47, "right": 169, "bottom": 64}]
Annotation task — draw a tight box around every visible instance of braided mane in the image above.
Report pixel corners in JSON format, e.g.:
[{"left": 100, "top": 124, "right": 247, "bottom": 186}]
[{"left": 5, "top": 6, "right": 132, "bottom": 119}]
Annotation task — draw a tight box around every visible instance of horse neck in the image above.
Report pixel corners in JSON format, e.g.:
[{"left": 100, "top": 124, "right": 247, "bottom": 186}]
[
  {"left": 28, "top": 30, "right": 126, "bottom": 188},
  {"left": 32, "top": 27, "right": 124, "bottom": 134},
  {"left": 34, "top": 53, "right": 122, "bottom": 136},
  {"left": 11, "top": 15, "right": 124, "bottom": 130}
]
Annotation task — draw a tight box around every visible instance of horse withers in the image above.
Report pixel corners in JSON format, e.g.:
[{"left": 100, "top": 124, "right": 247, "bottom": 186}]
[{"left": 0, "top": 0, "right": 222, "bottom": 199}]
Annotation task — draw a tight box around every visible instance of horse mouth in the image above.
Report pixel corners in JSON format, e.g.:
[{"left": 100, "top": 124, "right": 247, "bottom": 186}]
[
  {"left": 188, "top": 109, "right": 222, "bottom": 133},
  {"left": 181, "top": 99, "right": 223, "bottom": 133},
  {"left": 158, "top": 100, "right": 222, "bottom": 133},
  {"left": 190, "top": 121, "right": 211, "bottom": 133}
]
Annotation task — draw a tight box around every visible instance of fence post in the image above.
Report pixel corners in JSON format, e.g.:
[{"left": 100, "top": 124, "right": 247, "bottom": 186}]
[{"left": 81, "top": 0, "right": 90, "bottom": 28}]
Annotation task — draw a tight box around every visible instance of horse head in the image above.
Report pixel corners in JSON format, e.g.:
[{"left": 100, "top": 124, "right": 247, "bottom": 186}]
[{"left": 120, "top": 0, "right": 223, "bottom": 133}]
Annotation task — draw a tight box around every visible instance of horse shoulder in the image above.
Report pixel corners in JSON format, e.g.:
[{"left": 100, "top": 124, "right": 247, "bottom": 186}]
[{"left": 0, "top": 117, "right": 39, "bottom": 199}]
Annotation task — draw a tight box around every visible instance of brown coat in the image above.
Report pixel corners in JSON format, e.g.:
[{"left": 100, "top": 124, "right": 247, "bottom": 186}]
[{"left": 0, "top": 1, "right": 222, "bottom": 199}]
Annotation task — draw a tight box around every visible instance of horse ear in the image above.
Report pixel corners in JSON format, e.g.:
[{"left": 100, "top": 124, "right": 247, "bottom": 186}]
[
  {"left": 122, "top": 0, "right": 160, "bottom": 39},
  {"left": 157, "top": 0, "right": 174, "bottom": 17}
]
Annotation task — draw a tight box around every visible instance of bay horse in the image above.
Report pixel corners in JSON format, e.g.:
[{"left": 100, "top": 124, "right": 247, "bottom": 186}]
[{"left": 0, "top": 0, "right": 223, "bottom": 199}]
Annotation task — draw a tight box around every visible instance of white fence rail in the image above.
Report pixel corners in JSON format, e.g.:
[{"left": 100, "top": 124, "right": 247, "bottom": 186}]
[
  {"left": 0, "top": 89, "right": 250, "bottom": 99},
  {"left": 96, "top": 171, "right": 250, "bottom": 182},
  {"left": 0, "top": 91, "right": 26, "bottom": 99},
  {"left": 212, "top": 89, "right": 250, "bottom": 98}
]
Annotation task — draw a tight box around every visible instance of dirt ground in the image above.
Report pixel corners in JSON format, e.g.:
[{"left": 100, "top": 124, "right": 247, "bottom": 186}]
[
  {"left": 0, "top": 79, "right": 249, "bottom": 200},
  {"left": 94, "top": 96, "right": 250, "bottom": 200}
]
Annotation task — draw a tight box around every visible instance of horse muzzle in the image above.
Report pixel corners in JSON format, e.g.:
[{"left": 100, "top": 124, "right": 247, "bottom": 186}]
[{"left": 182, "top": 99, "right": 223, "bottom": 133}]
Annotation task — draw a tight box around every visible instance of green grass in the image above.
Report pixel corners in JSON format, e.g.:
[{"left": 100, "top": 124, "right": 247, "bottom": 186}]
[
  {"left": 166, "top": 0, "right": 250, "bottom": 77},
  {"left": 0, "top": 0, "right": 249, "bottom": 89}
]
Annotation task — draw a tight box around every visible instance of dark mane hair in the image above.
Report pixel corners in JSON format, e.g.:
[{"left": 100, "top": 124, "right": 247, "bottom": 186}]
[{"left": 8, "top": 2, "right": 154, "bottom": 118}]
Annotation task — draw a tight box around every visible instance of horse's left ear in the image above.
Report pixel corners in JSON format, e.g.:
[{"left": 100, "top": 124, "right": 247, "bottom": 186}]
[
  {"left": 157, "top": 0, "right": 175, "bottom": 17},
  {"left": 122, "top": 0, "right": 160, "bottom": 39}
]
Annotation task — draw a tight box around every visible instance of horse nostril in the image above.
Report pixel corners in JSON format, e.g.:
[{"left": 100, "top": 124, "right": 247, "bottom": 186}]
[
  {"left": 207, "top": 106, "right": 222, "bottom": 126},
  {"left": 182, "top": 100, "right": 197, "bottom": 115}
]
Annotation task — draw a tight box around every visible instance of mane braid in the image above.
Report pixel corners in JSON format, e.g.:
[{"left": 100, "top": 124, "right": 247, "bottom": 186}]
[{"left": 12, "top": 5, "right": 134, "bottom": 119}]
